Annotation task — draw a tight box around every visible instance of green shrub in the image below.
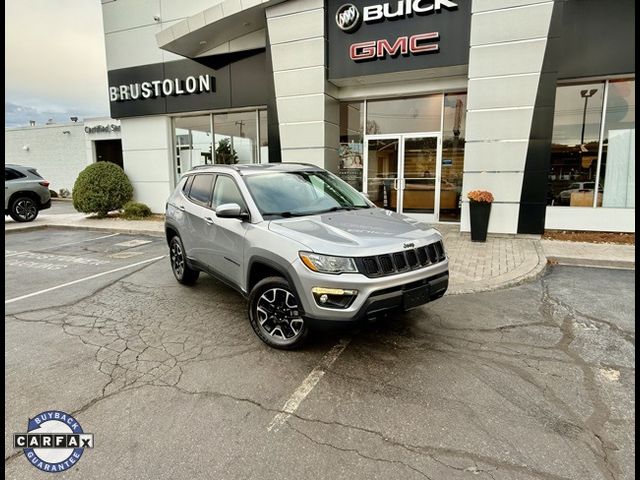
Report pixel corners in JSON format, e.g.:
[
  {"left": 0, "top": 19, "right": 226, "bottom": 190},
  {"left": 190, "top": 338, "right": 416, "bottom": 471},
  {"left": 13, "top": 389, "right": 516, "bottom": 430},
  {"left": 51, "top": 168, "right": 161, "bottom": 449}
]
[
  {"left": 49, "top": 189, "right": 59, "bottom": 198},
  {"left": 72, "top": 162, "right": 133, "bottom": 217},
  {"left": 122, "top": 201, "right": 152, "bottom": 220}
]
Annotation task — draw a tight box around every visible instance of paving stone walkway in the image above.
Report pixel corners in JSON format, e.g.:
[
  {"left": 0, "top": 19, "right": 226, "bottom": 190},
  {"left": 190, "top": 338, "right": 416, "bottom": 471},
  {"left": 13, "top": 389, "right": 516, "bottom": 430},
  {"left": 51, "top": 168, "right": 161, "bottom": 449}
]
[{"left": 436, "top": 224, "right": 546, "bottom": 294}]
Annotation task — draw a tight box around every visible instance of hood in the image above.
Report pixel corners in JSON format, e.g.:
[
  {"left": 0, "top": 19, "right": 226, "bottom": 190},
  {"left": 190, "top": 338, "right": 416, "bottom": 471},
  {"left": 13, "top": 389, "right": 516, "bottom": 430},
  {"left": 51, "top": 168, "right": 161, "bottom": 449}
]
[{"left": 268, "top": 208, "right": 442, "bottom": 256}]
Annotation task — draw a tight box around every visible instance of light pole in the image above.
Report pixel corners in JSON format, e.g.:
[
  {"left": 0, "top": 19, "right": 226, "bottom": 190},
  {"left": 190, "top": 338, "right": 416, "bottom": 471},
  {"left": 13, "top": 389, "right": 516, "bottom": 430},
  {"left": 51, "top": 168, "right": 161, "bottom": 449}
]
[{"left": 580, "top": 89, "right": 598, "bottom": 145}]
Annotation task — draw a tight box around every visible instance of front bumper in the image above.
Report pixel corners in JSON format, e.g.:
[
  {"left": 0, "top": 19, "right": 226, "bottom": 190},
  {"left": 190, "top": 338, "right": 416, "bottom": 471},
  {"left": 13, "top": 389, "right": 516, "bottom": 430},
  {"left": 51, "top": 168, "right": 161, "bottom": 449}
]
[{"left": 290, "top": 257, "right": 449, "bottom": 323}]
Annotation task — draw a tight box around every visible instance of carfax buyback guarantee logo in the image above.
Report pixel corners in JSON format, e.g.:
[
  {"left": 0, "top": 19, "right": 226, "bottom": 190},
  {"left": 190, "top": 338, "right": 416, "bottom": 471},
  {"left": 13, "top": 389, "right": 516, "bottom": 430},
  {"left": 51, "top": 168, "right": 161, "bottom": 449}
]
[{"left": 13, "top": 410, "right": 94, "bottom": 472}]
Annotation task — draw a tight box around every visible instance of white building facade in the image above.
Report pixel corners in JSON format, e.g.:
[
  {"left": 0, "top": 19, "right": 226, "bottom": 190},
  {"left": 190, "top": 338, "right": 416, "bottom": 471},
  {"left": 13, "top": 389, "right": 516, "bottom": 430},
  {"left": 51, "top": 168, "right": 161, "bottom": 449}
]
[
  {"left": 5, "top": 119, "right": 122, "bottom": 194},
  {"left": 99, "top": 0, "right": 635, "bottom": 233}
]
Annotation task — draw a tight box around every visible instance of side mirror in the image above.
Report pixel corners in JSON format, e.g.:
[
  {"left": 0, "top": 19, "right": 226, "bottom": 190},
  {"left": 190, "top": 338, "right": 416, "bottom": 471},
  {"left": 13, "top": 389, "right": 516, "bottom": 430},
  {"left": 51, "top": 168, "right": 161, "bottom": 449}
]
[{"left": 215, "top": 203, "right": 248, "bottom": 220}]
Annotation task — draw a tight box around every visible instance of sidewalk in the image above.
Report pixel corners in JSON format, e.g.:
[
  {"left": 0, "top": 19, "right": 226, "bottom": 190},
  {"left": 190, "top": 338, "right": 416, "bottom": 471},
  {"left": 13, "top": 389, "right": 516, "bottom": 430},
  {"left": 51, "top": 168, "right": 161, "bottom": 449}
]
[{"left": 5, "top": 210, "right": 635, "bottom": 295}]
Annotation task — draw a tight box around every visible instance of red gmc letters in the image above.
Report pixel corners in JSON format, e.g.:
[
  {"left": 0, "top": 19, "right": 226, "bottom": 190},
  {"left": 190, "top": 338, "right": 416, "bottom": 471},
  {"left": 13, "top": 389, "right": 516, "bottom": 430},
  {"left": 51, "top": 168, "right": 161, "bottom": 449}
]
[{"left": 349, "top": 32, "right": 439, "bottom": 61}]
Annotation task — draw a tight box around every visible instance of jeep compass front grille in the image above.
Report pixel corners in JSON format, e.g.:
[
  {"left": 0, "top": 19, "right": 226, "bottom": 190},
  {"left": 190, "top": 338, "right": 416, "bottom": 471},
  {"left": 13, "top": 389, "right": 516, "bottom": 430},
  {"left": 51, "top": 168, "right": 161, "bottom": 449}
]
[{"left": 355, "top": 241, "right": 446, "bottom": 278}]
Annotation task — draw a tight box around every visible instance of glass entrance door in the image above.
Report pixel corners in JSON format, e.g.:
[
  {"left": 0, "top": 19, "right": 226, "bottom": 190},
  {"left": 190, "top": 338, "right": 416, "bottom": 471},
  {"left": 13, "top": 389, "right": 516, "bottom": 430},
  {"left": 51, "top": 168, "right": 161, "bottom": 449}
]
[
  {"left": 365, "top": 134, "right": 441, "bottom": 221},
  {"left": 402, "top": 136, "right": 439, "bottom": 221},
  {"left": 365, "top": 137, "right": 400, "bottom": 212}
]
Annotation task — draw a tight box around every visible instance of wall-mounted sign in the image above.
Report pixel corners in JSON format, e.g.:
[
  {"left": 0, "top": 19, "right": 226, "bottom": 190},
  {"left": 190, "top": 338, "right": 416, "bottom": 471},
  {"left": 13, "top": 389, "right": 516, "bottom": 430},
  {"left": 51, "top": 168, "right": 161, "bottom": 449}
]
[
  {"left": 336, "top": 0, "right": 458, "bottom": 33},
  {"left": 108, "top": 75, "right": 215, "bottom": 102},
  {"left": 107, "top": 51, "right": 269, "bottom": 119},
  {"left": 327, "top": 0, "right": 471, "bottom": 80},
  {"left": 84, "top": 124, "right": 121, "bottom": 134}
]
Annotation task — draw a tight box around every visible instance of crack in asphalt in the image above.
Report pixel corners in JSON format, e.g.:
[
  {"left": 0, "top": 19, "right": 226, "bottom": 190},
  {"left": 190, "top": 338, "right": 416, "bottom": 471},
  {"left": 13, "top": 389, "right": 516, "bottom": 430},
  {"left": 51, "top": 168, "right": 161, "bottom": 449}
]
[
  {"left": 285, "top": 421, "right": 435, "bottom": 480},
  {"left": 5, "top": 263, "right": 632, "bottom": 480}
]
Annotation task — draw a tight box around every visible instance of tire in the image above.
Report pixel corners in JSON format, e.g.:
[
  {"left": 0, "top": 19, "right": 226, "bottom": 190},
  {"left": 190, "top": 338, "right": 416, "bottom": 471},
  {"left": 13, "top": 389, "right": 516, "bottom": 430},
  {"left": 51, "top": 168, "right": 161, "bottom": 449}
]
[
  {"left": 9, "top": 196, "right": 39, "bottom": 222},
  {"left": 169, "top": 235, "right": 199, "bottom": 285},
  {"left": 248, "top": 276, "right": 308, "bottom": 350}
]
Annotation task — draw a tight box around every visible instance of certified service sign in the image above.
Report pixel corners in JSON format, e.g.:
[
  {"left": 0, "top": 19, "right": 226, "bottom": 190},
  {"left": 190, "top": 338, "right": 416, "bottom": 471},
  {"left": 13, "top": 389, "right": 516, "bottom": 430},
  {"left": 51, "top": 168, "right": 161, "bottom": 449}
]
[{"left": 13, "top": 410, "right": 94, "bottom": 473}]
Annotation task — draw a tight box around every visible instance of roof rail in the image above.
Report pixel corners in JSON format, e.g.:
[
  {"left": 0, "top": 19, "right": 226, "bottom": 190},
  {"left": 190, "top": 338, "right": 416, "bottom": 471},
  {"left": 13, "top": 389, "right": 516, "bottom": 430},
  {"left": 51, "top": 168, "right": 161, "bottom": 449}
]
[{"left": 190, "top": 164, "right": 240, "bottom": 171}]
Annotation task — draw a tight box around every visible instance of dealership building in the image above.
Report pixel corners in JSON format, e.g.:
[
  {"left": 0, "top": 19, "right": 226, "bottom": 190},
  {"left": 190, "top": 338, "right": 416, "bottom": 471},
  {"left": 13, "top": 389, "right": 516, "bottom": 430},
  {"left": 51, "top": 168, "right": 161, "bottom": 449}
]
[{"left": 101, "top": 0, "right": 634, "bottom": 233}]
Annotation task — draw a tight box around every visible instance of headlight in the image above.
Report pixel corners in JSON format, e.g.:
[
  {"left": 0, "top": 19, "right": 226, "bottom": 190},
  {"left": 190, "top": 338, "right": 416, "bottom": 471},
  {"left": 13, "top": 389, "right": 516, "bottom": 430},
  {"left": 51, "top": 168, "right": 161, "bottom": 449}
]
[{"left": 299, "top": 252, "right": 358, "bottom": 274}]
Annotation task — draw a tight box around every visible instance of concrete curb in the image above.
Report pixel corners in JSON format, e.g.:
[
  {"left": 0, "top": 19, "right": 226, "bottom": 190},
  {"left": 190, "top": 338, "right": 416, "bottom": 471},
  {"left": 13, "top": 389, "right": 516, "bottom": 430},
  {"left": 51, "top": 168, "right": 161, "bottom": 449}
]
[
  {"left": 546, "top": 256, "right": 635, "bottom": 270},
  {"left": 5, "top": 223, "right": 165, "bottom": 238}
]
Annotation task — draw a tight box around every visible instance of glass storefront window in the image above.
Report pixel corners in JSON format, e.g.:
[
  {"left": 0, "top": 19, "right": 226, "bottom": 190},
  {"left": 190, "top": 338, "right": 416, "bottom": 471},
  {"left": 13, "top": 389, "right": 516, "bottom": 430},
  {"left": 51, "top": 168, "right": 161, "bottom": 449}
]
[
  {"left": 214, "top": 111, "right": 258, "bottom": 165},
  {"left": 174, "top": 116, "right": 213, "bottom": 178},
  {"left": 338, "top": 102, "right": 364, "bottom": 191},
  {"left": 548, "top": 78, "right": 635, "bottom": 209},
  {"left": 366, "top": 95, "right": 441, "bottom": 134},
  {"left": 599, "top": 79, "right": 635, "bottom": 208},
  {"left": 548, "top": 82, "right": 605, "bottom": 206},
  {"left": 334, "top": 93, "right": 468, "bottom": 222},
  {"left": 441, "top": 92, "right": 466, "bottom": 222},
  {"left": 173, "top": 109, "right": 267, "bottom": 184}
]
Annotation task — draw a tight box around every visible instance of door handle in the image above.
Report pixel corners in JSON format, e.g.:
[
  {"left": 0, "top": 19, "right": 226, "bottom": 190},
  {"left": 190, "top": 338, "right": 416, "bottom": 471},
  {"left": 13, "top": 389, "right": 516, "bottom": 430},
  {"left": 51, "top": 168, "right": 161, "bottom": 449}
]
[
  {"left": 204, "top": 216, "right": 214, "bottom": 225},
  {"left": 393, "top": 178, "right": 398, "bottom": 191},
  {"left": 178, "top": 205, "right": 185, "bottom": 211}
]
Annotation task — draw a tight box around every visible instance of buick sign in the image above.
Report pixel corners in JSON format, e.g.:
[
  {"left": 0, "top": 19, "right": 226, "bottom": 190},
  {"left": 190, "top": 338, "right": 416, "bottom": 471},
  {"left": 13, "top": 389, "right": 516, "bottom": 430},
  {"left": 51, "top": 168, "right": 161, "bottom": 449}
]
[
  {"left": 336, "top": 4, "right": 361, "bottom": 32},
  {"left": 336, "top": 0, "right": 458, "bottom": 32}
]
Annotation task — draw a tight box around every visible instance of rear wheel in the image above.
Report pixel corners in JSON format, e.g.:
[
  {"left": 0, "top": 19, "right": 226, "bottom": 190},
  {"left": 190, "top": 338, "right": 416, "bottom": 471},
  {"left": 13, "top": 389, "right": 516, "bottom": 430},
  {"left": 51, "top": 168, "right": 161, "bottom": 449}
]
[
  {"left": 169, "top": 236, "right": 199, "bottom": 285},
  {"left": 9, "top": 196, "right": 38, "bottom": 222},
  {"left": 248, "top": 277, "right": 308, "bottom": 349}
]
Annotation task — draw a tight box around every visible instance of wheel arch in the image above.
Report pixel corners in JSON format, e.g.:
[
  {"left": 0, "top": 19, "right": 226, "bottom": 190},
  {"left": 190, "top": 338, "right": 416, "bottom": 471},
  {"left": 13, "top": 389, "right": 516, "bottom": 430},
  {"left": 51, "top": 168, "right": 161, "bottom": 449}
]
[
  {"left": 247, "top": 257, "right": 303, "bottom": 304},
  {"left": 8, "top": 191, "right": 40, "bottom": 209}
]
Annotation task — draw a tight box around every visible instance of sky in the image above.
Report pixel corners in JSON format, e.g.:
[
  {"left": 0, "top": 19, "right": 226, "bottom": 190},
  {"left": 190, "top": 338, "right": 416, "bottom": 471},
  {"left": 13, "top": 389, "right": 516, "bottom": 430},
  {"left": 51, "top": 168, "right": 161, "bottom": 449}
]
[{"left": 5, "top": 0, "right": 110, "bottom": 127}]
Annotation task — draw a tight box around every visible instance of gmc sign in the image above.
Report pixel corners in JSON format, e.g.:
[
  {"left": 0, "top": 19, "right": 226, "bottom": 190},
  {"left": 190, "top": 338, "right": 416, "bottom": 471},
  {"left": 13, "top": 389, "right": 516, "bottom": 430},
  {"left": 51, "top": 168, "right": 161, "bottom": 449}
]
[
  {"left": 350, "top": 32, "right": 439, "bottom": 61},
  {"left": 327, "top": 0, "right": 470, "bottom": 80}
]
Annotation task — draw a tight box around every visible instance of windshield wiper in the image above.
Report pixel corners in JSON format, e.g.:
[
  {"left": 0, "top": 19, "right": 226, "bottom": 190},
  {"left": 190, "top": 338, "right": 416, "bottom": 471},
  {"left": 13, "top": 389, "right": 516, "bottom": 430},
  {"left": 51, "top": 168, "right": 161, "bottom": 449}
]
[
  {"left": 261, "top": 211, "right": 310, "bottom": 218},
  {"left": 263, "top": 205, "right": 369, "bottom": 218}
]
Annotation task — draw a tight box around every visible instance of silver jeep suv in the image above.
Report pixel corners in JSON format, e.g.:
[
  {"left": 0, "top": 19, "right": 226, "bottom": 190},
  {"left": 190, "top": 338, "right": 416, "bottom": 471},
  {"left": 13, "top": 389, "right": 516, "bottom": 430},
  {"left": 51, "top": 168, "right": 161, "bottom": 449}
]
[{"left": 165, "top": 163, "right": 448, "bottom": 349}]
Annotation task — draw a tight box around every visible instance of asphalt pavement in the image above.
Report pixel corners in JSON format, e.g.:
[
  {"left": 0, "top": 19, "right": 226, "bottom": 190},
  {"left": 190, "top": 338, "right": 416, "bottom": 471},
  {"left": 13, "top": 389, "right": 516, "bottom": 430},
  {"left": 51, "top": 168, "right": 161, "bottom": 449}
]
[{"left": 4, "top": 228, "right": 635, "bottom": 480}]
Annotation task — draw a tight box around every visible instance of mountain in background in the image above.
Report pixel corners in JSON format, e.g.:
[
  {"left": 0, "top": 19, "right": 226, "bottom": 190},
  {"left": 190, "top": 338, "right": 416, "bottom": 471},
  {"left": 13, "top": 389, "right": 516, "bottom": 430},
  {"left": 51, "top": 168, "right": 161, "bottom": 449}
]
[{"left": 5, "top": 101, "right": 108, "bottom": 128}]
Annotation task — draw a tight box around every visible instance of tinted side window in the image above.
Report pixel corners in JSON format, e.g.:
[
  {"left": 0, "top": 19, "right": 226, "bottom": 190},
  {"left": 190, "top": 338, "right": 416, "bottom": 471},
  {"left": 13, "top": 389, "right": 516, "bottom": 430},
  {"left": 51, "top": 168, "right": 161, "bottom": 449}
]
[
  {"left": 188, "top": 174, "right": 214, "bottom": 206},
  {"left": 183, "top": 175, "right": 194, "bottom": 194},
  {"left": 212, "top": 175, "right": 247, "bottom": 210},
  {"left": 27, "top": 168, "right": 43, "bottom": 178},
  {"left": 5, "top": 168, "right": 25, "bottom": 181}
]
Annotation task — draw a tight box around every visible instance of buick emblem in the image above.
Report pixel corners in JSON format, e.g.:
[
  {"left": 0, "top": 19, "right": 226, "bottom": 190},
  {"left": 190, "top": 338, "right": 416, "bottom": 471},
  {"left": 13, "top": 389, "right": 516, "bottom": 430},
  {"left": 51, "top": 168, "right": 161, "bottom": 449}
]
[{"left": 336, "top": 4, "right": 361, "bottom": 32}]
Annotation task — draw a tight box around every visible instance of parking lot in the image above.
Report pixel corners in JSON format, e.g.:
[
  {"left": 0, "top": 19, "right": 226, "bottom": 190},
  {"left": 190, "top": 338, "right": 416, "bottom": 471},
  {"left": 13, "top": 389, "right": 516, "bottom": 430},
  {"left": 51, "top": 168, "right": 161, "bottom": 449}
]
[{"left": 4, "top": 228, "right": 635, "bottom": 480}]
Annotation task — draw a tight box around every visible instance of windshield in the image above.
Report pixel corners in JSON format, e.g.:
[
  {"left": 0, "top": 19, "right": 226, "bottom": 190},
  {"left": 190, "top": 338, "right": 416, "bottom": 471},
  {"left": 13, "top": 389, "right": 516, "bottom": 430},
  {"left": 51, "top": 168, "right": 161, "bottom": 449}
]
[{"left": 244, "top": 170, "right": 371, "bottom": 217}]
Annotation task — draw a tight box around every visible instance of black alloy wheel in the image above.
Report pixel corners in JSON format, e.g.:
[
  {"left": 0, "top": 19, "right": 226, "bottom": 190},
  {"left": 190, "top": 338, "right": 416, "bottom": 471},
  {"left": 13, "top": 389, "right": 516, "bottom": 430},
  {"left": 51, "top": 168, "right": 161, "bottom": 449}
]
[{"left": 169, "top": 236, "right": 199, "bottom": 285}]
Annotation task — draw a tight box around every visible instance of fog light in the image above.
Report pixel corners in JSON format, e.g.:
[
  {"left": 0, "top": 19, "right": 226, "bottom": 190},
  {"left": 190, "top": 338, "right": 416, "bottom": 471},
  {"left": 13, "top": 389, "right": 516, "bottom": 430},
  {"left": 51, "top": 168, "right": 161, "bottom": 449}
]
[{"left": 312, "top": 287, "right": 358, "bottom": 309}]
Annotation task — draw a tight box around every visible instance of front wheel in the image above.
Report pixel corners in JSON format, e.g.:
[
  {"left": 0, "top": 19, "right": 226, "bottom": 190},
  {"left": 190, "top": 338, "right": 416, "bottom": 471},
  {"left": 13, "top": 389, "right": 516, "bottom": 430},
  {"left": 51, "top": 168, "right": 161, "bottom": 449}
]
[
  {"left": 10, "top": 196, "right": 39, "bottom": 222},
  {"left": 248, "top": 277, "right": 308, "bottom": 349},
  {"left": 169, "top": 236, "right": 199, "bottom": 285}
]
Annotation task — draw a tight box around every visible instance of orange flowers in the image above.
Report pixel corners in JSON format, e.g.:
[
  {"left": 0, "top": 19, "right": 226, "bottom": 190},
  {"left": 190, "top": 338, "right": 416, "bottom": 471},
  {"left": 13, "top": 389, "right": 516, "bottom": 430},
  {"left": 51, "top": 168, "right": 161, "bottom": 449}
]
[{"left": 467, "top": 190, "right": 494, "bottom": 203}]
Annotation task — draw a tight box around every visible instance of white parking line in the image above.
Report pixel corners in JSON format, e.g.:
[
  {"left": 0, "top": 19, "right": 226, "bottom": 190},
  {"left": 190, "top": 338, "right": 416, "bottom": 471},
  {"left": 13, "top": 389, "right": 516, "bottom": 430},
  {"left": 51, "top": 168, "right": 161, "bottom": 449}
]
[
  {"left": 5, "top": 255, "right": 166, "bottom": 304},
  {"left": 267, "top": 337, "right": 351, "bottom": 432},
  {"left": 5, "top": 233, "right": 121, "bottom": 256},
  {"left": 45, "top": 232, "right": 121, "bottom": 249}
]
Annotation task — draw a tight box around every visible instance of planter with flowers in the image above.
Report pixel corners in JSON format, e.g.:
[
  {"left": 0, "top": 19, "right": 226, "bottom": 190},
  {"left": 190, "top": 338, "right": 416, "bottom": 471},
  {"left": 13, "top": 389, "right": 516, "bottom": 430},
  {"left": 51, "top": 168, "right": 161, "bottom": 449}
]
[{"left": 467, "top": 190, "right": 494, "bottom": 242}]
